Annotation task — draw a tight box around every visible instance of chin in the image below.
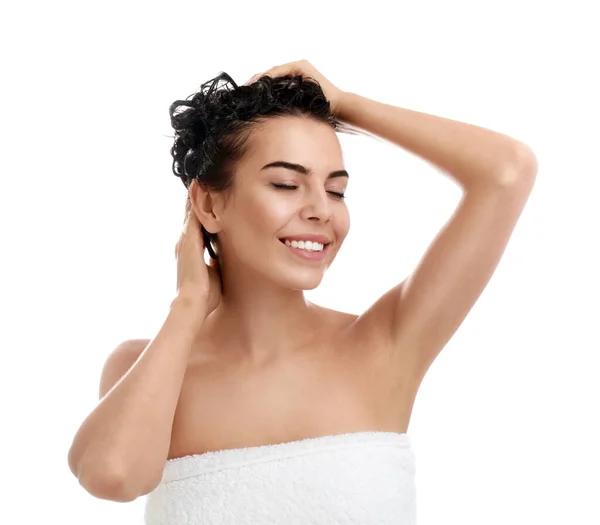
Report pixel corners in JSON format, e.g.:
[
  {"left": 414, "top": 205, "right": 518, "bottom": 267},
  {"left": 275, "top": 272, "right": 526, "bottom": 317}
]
[
  {"left": 260, "top": 241, "right": 334, "bottom": 289},
  {"left": 279, "top": 268, "right": 326, "bottom": 291}
]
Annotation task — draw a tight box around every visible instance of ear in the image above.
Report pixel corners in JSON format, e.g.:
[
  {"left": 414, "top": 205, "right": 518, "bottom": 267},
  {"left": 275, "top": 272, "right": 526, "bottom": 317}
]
[{"left": 189, "top": 180, "right": 224, "bottom": 235}]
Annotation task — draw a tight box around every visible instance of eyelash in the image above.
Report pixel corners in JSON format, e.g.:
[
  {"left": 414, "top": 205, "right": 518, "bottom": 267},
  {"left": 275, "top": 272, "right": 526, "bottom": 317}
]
[{"left": 271, "top": 183, "right": 346, "bottom": 200}]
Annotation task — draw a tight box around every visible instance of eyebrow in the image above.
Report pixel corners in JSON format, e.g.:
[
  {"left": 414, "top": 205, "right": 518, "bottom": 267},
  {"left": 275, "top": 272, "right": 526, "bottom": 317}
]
[{"left": 261, "top": 161, "right": 349, "bottom": 180}]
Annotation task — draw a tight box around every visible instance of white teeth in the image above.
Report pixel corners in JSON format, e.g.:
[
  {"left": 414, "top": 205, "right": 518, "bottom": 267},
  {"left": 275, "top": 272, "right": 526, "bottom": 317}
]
[{"left": 283, "top": 239, "right": 325, "bottom": 251}]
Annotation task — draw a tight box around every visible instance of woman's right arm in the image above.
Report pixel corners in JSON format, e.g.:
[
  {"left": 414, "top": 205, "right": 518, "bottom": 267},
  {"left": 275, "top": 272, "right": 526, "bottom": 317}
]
[{"left": 67, "top": 297, "right": 208, "bottom": 502}]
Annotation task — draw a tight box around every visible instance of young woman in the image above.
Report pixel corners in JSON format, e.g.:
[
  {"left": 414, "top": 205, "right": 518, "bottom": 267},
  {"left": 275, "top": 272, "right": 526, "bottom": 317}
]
[{"left": 68, "top": 59, "right": 537, "bottom": 524}]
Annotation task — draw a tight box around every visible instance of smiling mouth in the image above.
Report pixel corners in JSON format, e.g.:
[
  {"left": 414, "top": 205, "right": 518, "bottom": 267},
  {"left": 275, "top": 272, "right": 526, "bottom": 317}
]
[
  {"left": 277, "top": 238, "right": 331, "bottom": 245},
  {"left": 278, "top": 238, "right": 331, "bottom": 260},
  {"left": 278, "top": 238, "right": 330, "bottom": 248}
]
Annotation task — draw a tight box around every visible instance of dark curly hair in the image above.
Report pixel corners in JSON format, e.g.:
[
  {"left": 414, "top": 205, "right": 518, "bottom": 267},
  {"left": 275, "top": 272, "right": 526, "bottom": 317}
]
[{"left": 168, "top": 71, "right": 365, "bottom": 263}]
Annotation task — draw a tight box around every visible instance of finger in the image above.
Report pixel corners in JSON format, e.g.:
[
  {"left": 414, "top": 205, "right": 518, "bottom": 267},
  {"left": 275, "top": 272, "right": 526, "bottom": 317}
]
[
  {"left": 261, "top": 66, "right": 291, "bottom": 79},
  {"left": 243, "top": 73, "right": 262, "bottom": 86},
  {"left": 263, "top": 60, "right": 305, "bottom": 79},
  {"left": 184, "top": 209, "right": 200, "bottom": 237},
  {"left": 245, "top": 62, "right": 299, "bottom": 85},
  {"left": 184, "top": 196, "right": 190, "bottom": 221}
]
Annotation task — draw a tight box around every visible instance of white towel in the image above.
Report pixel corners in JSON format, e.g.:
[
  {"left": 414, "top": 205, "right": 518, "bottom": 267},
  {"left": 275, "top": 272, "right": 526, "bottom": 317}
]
[{"left": 144, "top": 431, "right": 416, "bottom": 525}]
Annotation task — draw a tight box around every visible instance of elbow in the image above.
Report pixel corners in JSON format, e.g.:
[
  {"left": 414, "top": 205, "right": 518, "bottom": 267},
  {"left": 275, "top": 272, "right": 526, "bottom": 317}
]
[
  {"left": 514, "top": 142, "right": 538, "bottom": 178},
  {"left": 68, "top": 445, "right": 163, "bottom": 501},
  {"left": 74, "top": 459, "right": 142, "bottom": 502},
  {"left": 500, "top": 143, "right": 538, "bottom": 187},
  {"left": 79, "top": 470, "right": 140, "bottom": 502}
]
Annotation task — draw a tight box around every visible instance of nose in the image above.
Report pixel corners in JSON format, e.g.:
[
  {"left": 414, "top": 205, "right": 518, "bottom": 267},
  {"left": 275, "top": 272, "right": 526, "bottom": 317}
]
[{"left": 299, "top": 187, "right": 333, "bottom": 222}]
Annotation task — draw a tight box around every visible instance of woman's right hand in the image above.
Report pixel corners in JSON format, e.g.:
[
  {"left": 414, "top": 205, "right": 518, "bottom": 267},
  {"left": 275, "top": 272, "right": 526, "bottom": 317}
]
[{"left": 174, "top": 186, "right": 222, "bottom": 316}]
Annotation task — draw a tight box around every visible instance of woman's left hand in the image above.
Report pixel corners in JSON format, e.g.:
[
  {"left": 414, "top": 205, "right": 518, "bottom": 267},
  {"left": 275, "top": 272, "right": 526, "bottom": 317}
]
[{"left": 244, "top": 59, "right": 346, "bottom": 115}]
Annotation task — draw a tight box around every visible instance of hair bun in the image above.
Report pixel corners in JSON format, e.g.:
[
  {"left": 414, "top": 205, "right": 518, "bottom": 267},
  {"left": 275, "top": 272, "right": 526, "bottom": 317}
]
[{"left": 169, "top": 93, "right": 211, "bottom": 151}]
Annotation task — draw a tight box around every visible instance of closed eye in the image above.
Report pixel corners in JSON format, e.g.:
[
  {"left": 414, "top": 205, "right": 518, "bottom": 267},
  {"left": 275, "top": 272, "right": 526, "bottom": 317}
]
[{"left": 271, "top": 183, "right": 346, "bottom": 200}]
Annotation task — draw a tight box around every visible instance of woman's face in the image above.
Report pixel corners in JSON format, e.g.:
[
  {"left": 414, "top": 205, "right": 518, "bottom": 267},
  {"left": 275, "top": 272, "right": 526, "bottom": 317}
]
[{"left": 213, "top": 115, "right": 351, "bottom": 290}]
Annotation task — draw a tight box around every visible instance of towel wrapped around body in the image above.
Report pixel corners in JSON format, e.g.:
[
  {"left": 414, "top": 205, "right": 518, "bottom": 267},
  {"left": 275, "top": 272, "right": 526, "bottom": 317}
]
[{"left": 144, "top": 431, "right": 416, "bottom": 525}]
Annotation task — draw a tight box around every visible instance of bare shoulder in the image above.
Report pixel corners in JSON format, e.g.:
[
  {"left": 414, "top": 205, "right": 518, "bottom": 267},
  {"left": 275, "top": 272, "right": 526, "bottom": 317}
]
[
  {"left": 310, "top": 302, "right": 391, "bottom": 362},
  {"left": 312, "top": 287, "right": 415, "bottom": 380},
  {"left": 314, "top": 289, "right": 404, "bottom": 347},
  {"left": 309, "top": 302, "right": 358, "bottom": 333}
]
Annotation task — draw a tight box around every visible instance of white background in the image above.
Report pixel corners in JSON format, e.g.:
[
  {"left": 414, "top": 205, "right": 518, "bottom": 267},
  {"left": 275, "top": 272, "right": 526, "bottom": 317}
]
[{"left": 1, "top": 1, "right": 598, "bottom": 524}]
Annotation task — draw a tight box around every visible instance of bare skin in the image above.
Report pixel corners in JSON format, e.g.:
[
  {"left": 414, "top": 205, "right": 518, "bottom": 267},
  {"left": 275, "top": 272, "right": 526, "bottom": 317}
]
[
  {"left": 154, "top": 114, "right": 418, "bottom": 459},
  {"left": 74, "top": 62, "right": 534, "bottom": 498},
  {"left": 142, "top": 103, "right": 533, "bottom": 461},
  {"left": 163, "top": 304, "right": 416, "bottom": 459},
  {"left": 190, "top": 116, "right": 352, "bottom": 365}
]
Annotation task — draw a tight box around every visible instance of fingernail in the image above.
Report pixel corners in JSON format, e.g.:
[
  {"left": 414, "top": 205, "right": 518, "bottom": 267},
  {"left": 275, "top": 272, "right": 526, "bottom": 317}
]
[{"left": 244, "top": 74, "right": 259, "bottom": 86}]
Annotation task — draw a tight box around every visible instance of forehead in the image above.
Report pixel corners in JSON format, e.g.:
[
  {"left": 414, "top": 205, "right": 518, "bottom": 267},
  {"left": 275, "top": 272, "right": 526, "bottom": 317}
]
[{"left": 248, "top": 116, "right": 343, "bottom": 164}]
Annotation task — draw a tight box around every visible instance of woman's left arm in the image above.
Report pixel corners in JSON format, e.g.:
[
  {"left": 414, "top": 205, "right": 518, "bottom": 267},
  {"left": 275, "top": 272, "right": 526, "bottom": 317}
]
[
  {"left": 252, "top": 60, "right": 538, "bottom": 384},
  {"left": 337, "top": 91, "right": 538, "bottom": 189},
  {"left": 252, "top": 59, "right": 537, "bottom": 186},
  {"left": 336, "top": 92, "right": 538, "bottom": 387}
]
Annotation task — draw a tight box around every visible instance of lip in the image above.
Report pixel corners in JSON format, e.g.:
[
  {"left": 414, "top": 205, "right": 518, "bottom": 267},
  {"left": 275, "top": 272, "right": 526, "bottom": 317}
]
[{"left": 279, "top": 238, "right": 329, "bottom": 261}]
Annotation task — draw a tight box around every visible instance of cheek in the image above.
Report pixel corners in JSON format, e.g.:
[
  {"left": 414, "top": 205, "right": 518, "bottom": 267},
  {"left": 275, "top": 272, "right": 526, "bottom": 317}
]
[
  {"left": 253, "top": 193, "right": 294, "bottom": 224},
  {"left": 242, "top": 193, "right": 291, "bottom": 236},
  {"left": 335, "top": 208, "right": 351, "bottom": 240}
]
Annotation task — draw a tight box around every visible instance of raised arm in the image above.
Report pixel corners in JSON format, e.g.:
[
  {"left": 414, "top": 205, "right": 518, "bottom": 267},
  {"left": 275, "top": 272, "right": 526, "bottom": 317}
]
[{"left": 339, "top": 91, "right": 537, "bottom": 387}]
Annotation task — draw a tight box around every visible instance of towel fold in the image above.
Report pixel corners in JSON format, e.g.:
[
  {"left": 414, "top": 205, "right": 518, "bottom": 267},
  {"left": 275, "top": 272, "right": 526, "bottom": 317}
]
[{"left": 144, "top": 431, "right": 416, "bottom": 525}]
